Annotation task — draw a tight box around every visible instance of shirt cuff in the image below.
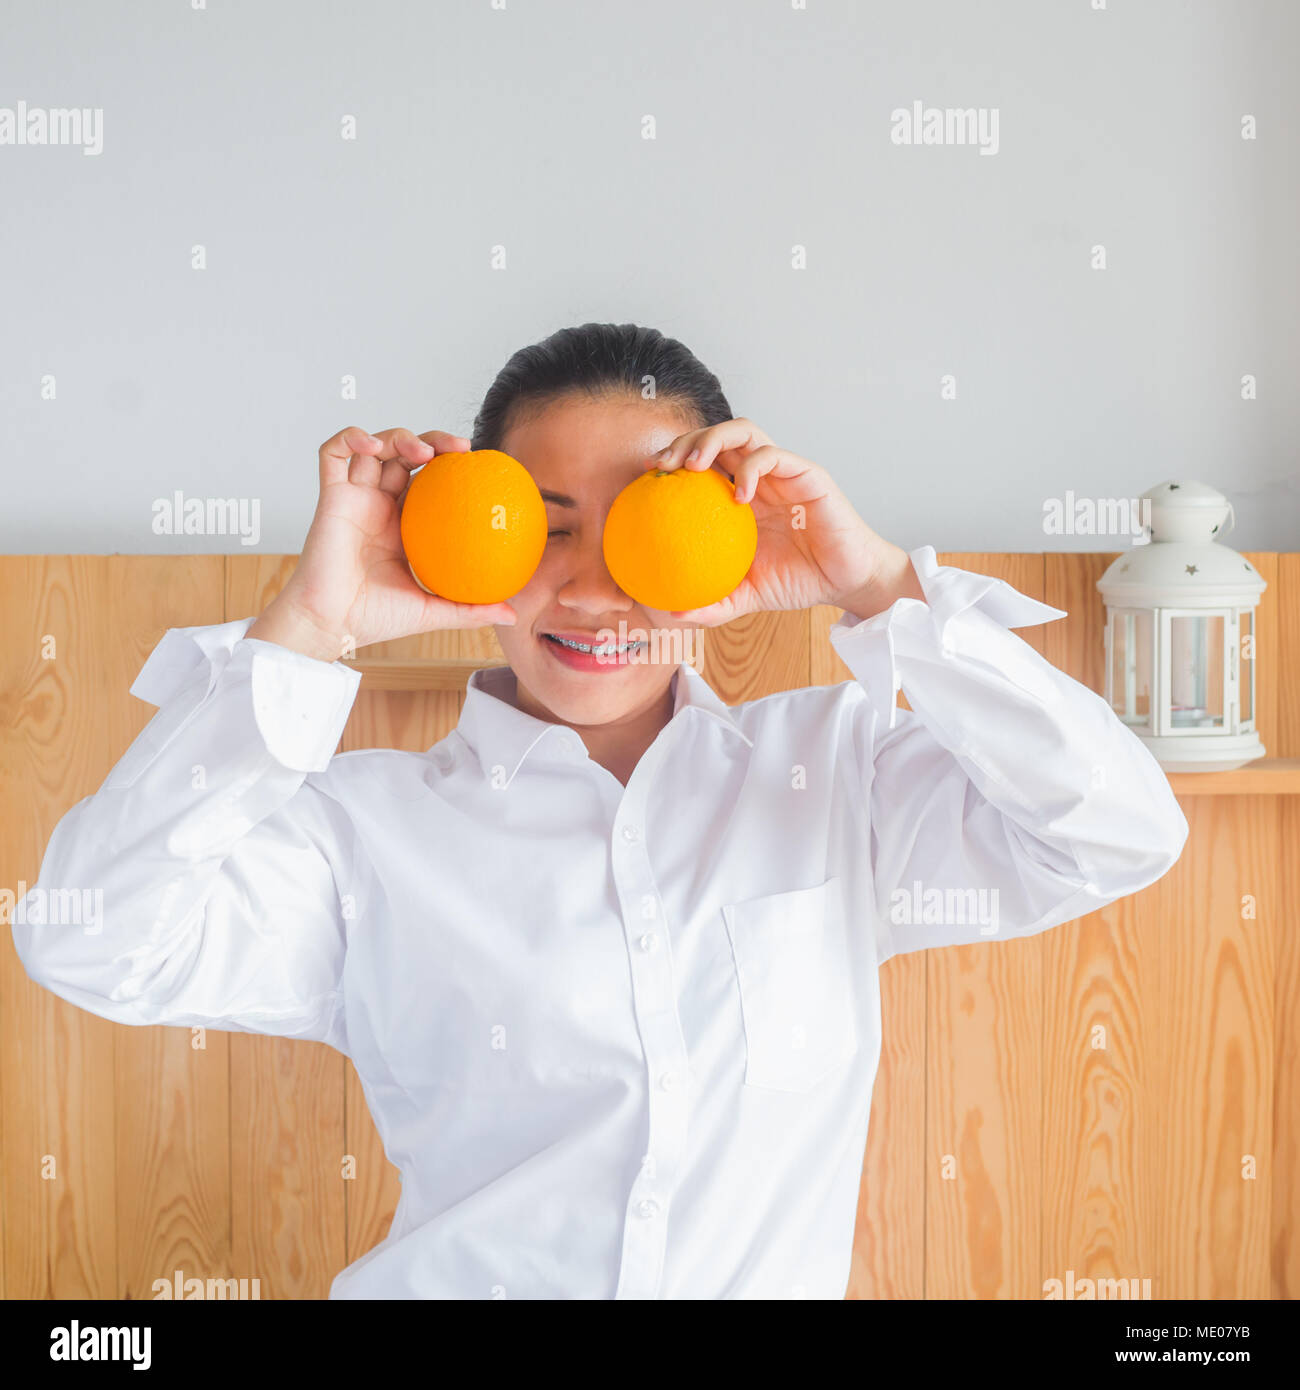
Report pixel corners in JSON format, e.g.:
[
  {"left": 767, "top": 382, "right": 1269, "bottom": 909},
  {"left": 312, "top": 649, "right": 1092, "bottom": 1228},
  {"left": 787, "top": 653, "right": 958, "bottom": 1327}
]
[
  {"left": 130, "top": 617, "right": 363, "bottom": 773},
  {"left": 828, "top": 545, "right": 1067, "bottom": 729}
]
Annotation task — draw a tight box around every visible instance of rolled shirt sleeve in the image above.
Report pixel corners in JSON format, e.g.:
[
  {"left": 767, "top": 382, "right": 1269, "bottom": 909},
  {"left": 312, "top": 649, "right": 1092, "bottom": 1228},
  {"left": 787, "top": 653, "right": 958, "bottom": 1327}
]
[
  {"left": 11, "top": 619, "right": 364, "bottom": 1051},
  {"left": 829, "top": 545, "right": 1189, "bottom": 963}
]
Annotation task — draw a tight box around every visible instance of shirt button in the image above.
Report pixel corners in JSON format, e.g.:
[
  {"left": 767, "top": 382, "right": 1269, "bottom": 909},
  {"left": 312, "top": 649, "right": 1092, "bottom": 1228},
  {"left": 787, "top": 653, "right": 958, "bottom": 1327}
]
[
  {"left": 636, "top": 1198, "right": 660, "bottom": 1219},
  {"left": 659, "top": 1071, "right": 676, "bottom": 1091},
  {"left": 638, "top": 932, "right": 658, "bottom": 953},
  {"left": 621, "top": 824, "right": 640, "bottom": 843}
]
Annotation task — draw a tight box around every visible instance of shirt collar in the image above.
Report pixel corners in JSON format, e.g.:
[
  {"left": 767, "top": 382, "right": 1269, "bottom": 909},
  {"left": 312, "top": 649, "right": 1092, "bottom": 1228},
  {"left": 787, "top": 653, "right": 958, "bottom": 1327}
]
[{"left": 454, "top": 661, "right": 753, "bottom": 784}]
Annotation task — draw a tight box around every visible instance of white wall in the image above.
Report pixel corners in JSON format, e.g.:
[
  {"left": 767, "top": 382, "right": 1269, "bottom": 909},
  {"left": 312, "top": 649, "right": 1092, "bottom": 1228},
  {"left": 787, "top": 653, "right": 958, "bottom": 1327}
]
[{"left": 1, "top": 0, "right": 1296, "bottom": 554}]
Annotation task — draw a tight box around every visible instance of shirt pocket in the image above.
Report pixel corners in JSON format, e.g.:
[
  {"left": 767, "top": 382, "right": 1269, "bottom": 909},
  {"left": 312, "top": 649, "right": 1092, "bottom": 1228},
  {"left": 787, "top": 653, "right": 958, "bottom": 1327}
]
[{"left": 721, "top": 876, "right": 858, "bottom": 1094}]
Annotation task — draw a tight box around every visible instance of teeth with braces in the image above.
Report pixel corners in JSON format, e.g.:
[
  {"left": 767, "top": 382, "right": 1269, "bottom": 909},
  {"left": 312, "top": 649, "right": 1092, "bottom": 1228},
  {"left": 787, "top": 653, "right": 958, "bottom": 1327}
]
[{"left": 548, "top": 635, "right": 645, "bottom": 655}]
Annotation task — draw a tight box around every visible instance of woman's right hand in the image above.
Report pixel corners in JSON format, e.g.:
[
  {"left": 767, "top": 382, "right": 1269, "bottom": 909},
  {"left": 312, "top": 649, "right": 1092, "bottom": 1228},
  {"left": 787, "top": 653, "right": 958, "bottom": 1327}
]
[{"left": 246, "top": 426, "right": 518, "bottom": 662}]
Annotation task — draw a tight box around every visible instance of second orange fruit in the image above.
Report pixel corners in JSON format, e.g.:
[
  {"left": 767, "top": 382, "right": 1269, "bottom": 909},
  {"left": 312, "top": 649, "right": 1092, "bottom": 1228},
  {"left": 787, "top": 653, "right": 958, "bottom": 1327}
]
[{"left": 603, "top": 467, "right": 758, "bottom": 612}]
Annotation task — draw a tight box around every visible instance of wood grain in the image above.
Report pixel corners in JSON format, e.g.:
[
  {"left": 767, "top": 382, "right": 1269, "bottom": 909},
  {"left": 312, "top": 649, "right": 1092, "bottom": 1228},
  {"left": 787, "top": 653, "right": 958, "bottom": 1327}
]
[
  {"left": 925, "top": 555, "right": 1048, "bottom": 1298},
  {"left": 1041, "top": 549, "right": 1151, "bottom": 1299},
  {"left": 109, "top": 558, "right": 231, "bottom": 1301},
  {"left": 1, "top": 551, "right": 1294, "bottom": 1301},
  {"left": 1165, "top": 760, "right": 1300, "bottom": 795},
  {"left": 225, "top": 556, "right": 346, "bottom": 1298},
  {"left": 1150, "top": 796, "right": 1275, "bottom": 1296},
  {"left": 0, "top": 557, "right": 226, "bottom": 1299},
  {"left": 1272, "top": 554, "right": 1300, "bottom": 1298},
  {"left": 339, "top": 657, "right": 508, "bottom": 692}
]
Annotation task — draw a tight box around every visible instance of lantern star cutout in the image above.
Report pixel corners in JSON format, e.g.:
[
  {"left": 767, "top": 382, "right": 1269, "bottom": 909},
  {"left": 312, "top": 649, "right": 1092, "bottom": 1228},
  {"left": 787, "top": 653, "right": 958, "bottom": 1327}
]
[{"left": 1185, "top": 564, "right": 1199, "bottom": 575}]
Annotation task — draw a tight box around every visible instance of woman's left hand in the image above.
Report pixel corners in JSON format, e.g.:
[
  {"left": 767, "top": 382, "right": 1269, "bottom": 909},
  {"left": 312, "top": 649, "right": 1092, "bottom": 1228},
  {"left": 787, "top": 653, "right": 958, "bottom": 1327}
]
[{"left": 644, "top": 418, "right": 923, "bottom": 624}]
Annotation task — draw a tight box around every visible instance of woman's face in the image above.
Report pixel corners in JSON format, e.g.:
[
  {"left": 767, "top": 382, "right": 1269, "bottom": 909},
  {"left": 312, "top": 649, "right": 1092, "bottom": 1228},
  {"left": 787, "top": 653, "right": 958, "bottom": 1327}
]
[{"left": 493, "top": 392, "right": 697, "bottom": 729}]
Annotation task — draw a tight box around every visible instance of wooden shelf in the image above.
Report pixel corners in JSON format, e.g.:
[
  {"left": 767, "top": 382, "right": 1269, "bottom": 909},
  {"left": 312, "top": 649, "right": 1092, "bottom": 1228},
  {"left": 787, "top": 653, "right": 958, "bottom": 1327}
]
[
  {"left": 1165, "top": 759, "right": 1300, "bottom": 796},
  {"left": 343, "top": 658, "right": 1300, "bottom": 792},
  {"left": 341, "top": 656, "right": 507, "bottom": 692}
]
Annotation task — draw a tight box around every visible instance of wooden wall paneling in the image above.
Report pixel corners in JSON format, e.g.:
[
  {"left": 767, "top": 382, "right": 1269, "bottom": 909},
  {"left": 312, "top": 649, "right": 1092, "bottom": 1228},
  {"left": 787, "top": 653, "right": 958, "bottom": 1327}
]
[
  {"left": 810, "top": 603, "right": 926, "bottom": 1301},
  {"left": 923, "top": 555, "right": 1049, "bottom": 1298},
  {"left": 1, "top": 557, "right": 120, "bottom": 1297},
  {"left": 109, "top": 558, "right": 233, "bottom": 1300},
  {"left": 1148, "top": 795, "right": 1275, "bottom": 1297},
  {"left": 0, "top": 557, "right": 226, "bottom": 1299},
  {"left": 1150, "top": 554, "right": 1276, "bottom": 1297},
  {"left": 1280, "top": 792, "right": 1300, "bottom": 1300},
  {"left": 1040, "top": 551, "right": 1154, "bottom": 1298},
  {"left": 696, "top": 609, "right": 808, "bottom": 701},
  {"left": 1273, "top": 554, "right": 1300, "bottom": 1298},
  {"left": 225, "top": 556, "right": 346, "bottom": 1298},
  {"left": 1045, "top": 552, "right": 1115, "bottom": 695},
  {"left": 4, "top": 551, "right": 1294, "bottom": 1301}
]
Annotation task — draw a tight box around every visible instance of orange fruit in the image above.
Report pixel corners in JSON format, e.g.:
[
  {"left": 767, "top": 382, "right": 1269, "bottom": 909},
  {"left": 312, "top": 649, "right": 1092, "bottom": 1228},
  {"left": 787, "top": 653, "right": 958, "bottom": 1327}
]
[
  {"left": 400, "top": 450, "right": 547, "bottom": 604},
  {"left": 602, "top": 467, "right": 757, "bottom": 611}
]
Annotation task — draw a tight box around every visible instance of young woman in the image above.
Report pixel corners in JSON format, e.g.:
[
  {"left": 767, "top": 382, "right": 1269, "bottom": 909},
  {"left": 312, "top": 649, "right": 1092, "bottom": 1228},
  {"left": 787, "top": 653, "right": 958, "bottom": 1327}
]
[{"left": 14, "top": 323, "right": 1188, "bottom": 1300}]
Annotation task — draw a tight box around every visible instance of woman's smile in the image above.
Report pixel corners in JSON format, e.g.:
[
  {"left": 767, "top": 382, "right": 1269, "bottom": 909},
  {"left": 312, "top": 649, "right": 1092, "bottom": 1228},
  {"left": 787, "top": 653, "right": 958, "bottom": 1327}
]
[{"left": 540, "top": 628, "right": 649, "bottom": 671}]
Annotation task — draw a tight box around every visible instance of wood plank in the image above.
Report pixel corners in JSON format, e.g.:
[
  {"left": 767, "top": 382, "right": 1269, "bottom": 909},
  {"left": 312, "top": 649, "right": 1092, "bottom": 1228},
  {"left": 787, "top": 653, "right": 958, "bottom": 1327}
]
[
  {"left": 1146, "top": 797, "right": 1275, "bottom": 1296},
  {"left": 697, "top": 609, "right": 807, "bottom": 701},
  {"left": 1, "top": 559, "right": 126, "bottom": 1296},
  {"left": 1277, "top": 796, "right": 1300, "bottom": 1298},
  {"left": 1045, "top": 551, "right": 1115, "bottom": 696},
  {"left": 1166, "top": 759, "right": 1300, "bottom": 796},
  {"left": 1272, "top": 554, "right": 1300, "bottom": 1297},
  {"left": 1041, "top": 549, "right": 1152, "bottom": 1299},
  {"left": 229, "top": 1032, "right": 347, "bottom": 1299},
  {"left": 225, "top": 555, "right": 346, "bottom": 1298},
  {"left": 340, "top": 656, "right": 508, "bottom": 691},
  {"left": 925, "top": 554, "right": 1047, "bottom": 1298},
  {"left": 108, "top": 557, "right": 232, "bottom": 1300},
  {"left": 1043, "top": 553, "right": 1282, "bottom": 1298}
]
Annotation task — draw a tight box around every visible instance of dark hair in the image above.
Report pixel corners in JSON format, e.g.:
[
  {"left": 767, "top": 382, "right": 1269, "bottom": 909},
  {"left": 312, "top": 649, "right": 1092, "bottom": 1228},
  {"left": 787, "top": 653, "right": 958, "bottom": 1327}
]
[{"left": 470, "top": 322, "right": 733, "bottom": 452}]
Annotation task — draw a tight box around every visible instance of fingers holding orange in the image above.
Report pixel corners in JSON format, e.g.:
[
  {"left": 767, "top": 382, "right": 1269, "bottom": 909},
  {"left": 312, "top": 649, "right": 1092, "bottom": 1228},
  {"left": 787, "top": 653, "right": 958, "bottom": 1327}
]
[
  {"left": 348, "top": 427, "right": 426, "bottom": 489},
  {"left": 319, "top": 426, "right": 383, "bottom": 488},
  {"left": 383, "top": 430, "right": 472, "bottom": 498},
  {"left": 646, "top": 417, "right": 772, "bottom": 476},
  {"left": 723, "top": 442, "right": 798, "bottom": 504}
]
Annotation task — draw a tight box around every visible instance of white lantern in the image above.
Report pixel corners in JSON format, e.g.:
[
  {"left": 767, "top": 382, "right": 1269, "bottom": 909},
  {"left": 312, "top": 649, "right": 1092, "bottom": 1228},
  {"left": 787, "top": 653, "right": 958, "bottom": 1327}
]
[{"left": 1096, "top": 480, "right": 1265, "bottom": 773}]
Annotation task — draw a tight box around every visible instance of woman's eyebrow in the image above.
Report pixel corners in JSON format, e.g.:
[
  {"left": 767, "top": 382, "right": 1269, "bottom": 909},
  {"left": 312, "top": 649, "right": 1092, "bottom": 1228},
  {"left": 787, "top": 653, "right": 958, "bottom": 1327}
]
[{"left": 540, "top": 490, "right": 580, "bottom": 508}]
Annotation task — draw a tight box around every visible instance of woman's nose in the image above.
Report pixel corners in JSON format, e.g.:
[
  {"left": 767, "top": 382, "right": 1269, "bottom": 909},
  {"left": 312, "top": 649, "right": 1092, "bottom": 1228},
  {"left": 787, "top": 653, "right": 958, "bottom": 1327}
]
[{"left": 558, "top": 535, "right": 634, "bottom": 615}]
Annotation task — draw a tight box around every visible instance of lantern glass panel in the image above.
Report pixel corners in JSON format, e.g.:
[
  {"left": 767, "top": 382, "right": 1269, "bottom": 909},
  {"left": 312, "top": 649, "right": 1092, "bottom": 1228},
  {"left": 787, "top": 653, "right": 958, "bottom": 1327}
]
[
  {"left": 1239, "top": 610, "right": 1253, "bottom": 727},
  {"left": 1110, "top": 610, "right": 1152, "bottom": 728},
  {"left": 1170, "top": 614, "right": 1225, "bottom": 729}
]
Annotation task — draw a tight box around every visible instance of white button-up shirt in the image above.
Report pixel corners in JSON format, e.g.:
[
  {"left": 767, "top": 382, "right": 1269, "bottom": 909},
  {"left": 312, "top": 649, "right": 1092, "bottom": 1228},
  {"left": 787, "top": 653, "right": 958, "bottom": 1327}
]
[{"left": 12, "top": 545, "right": 1188, "bottom": 1299}]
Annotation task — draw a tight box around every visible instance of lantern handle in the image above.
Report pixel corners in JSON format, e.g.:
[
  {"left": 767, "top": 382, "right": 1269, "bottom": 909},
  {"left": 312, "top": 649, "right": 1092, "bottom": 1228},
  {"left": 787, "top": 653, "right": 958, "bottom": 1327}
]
[{"left": 1217, "top": 501, "right": 1236, "bottom": 540}]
